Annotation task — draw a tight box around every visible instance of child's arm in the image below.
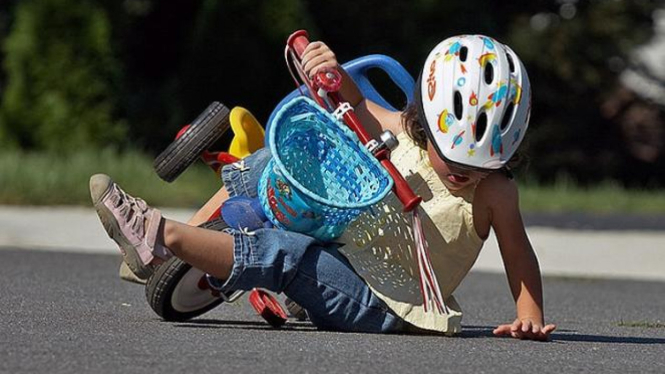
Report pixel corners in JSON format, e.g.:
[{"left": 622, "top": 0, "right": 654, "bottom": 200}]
[
  {"left": 300, "top": 41, "right": 403, "bottom": 138},
  {"left": 476, "top": 173, "right": 557, "bottom": 341}
]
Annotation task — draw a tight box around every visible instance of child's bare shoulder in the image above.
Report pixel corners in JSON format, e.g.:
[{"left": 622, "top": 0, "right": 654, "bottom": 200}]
[
  {"left": 474, "top": 172, "right": 519, "bottom": 210},
  {"left": 473, "top": 172, "right": 522, "bottom": 236}
]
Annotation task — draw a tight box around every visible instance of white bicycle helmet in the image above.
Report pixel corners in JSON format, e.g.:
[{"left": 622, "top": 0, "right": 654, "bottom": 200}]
[{"left": 416, "top": 35, "right": 531, "bottom": 170}]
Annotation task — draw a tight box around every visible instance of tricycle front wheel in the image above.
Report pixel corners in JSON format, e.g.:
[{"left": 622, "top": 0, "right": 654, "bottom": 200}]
[{"left": 145, "top": 218, "right": 238, "bottom": 322}]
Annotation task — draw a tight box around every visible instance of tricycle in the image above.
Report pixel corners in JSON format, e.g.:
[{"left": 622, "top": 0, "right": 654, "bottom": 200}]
[{"left": 143, "top": 30, "right": 447, "bottom": 327}]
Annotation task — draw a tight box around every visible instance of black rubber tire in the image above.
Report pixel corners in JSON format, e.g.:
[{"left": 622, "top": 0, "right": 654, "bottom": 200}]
[
  {"left": 145, "top": 218, "right": 230, "bottom": 321},
  {"left": 154, "top": 102, "right": 231, "bottom": 182}
]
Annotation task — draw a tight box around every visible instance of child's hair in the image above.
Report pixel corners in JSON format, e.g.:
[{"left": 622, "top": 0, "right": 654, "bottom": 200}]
[
  {"left": 401, "top": 102, "right": 429, "bottom": 150},
  {"left": 400, "top": 102, "right": 526, "bottom": 177}
]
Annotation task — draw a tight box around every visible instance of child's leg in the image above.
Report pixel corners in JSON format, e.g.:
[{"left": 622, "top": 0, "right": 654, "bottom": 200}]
[
  {"left": 214, "top": 228, "right": 405, "bottom": 333},
  {"left": 161, "top": 219, "right": 234, "bottom": 280},
  {"left": 94, "top": 148, "right": 272, "bottom": 280},
  {"left": 166, "top": 185, "right": 234, "bottom": 279},
  {"left": 284, "top": 245, "right": 405, "bottom": 333},
  {"left": 118, "top": 185, "right": 230, "bottom": 284},
  {"left": 159, "top": 219, "right": 404, "bottom": 333},
  {"left": 90, "top": 174, "right": 235, "bottom": 280}
]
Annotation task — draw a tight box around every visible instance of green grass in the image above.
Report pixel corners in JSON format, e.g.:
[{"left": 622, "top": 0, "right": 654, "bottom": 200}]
[
  {"left": 518, "top": 177, "right": 665, "bottom": 214},
  {"left": 0, "top": 149, "right": 220, "bottom": 208},
  {"left": 617, "top": 320, "right": 665, "bottom": 329},
  {"left": 2, "top": 149, "right": 665, "bottom": 214}
]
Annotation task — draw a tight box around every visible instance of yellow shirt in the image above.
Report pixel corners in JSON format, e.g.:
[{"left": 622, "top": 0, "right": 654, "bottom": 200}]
[{"left": 338, "top": 132, "right": 484, "bottom": 334}]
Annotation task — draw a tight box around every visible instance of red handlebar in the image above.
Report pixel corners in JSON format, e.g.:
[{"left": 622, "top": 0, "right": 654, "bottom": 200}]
[
  {"left": 287, "top": 30, "right": 310, "bottom": 56},
  {"left": 286, "top": 30, "right": 422, "bottom": 212},
  {"left": 288, "top": 30, "right": 342, "bottom": 95}
]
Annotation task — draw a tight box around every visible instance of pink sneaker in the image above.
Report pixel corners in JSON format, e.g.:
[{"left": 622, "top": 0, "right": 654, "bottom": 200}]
[{"left": 89, "top": 174, "right": 171, "bottom": 279}]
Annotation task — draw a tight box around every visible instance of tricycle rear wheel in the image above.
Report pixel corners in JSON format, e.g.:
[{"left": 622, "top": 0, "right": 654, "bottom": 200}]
[{"left": 153, "top": 101, "right": 230, "bottom": 182}]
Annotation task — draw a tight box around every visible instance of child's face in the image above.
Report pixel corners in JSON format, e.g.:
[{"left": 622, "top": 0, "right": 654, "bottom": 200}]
[{"left": 427, "top": 142, "right": 489, "bottom": 191}]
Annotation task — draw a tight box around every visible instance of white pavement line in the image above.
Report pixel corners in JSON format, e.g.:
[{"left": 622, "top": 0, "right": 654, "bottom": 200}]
[
  {"left": 473, "top": 227, "right": 665, "bottom": 282},
  {"left": 0, "top": 206, "right": 195, "bottom": 254}
]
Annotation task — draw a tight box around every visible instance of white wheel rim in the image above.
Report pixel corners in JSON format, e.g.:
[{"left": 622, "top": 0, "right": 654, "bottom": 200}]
[{"left": 170, "top": 267, "right": 220, "bottom": 313}]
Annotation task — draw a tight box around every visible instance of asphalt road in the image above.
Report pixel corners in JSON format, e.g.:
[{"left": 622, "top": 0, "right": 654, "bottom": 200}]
[{"left": 1, "top": 248, "right": 664, "bottom": 374}]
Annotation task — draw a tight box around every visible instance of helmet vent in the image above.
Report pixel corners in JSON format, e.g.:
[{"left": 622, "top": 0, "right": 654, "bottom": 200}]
[
  {"left": 500, "top": 102, "right": 515, "bottom": 131},
  {"left": 507, "top": 54, "right": 515, "bottom": 73},
  {"left": 459, "top": 47, "right": 468, "bottom": 62},
  {"left": 454, "top": 91, "right": 464, "bottom": 120},
  {"left": 484, "top": 63, "right": 494, "bottom": 85},
  {"left": 475, "top": 112, "right": 488, "bottom": 142}
]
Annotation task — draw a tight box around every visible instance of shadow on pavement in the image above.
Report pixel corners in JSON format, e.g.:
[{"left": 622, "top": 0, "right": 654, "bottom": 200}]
[
  {"left": 458, "top": 325, "right": 665, "bottom": 344},
  {"left": 168, "top": 320, "right": 665, "bottom": 344},
  {"left": 552, "top": 333, "right": 665, "bottom": 345},
  {"left": 171, "top": 318, "right": 318, "bottom": 332}
]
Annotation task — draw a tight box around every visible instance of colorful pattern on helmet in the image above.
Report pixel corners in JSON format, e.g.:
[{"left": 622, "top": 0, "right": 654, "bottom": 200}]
[
  {"left": 469, "top": 91, "right": 478, "bottom": 106},
  {"left": 478, "top": 53, "right": 497, "bottom": 68},
  {"left": 488, "top": 81, "right": 508, "bottom": 107},
  {"left": 445, "top": 41, "right": 463, "bottom": 61},
  {"left": 437, "top": 109, "right": 455, "bottom": 133},
  {"left": 452, "top": 131, "right": 465, "bottom": 149},
  {"left": 490, "top": 125, "right": 503, "bottom": 157},
  {"left": 419, "top": 34, "right": 531, "bottom": 169}
]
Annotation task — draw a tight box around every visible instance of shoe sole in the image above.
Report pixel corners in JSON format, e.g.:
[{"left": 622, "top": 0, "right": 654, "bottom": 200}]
[
  {"left": 119, "top": 261, "right": 148, "bottom": 285},
  {"left": 91, "top": 176, "right": 154, "bottom": 279}
]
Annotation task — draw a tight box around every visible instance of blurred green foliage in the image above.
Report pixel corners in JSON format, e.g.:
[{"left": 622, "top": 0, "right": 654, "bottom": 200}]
[
  {"left": 507, "top": 0, "right": 657, "bottom": 186},
  {"left": 0, "top": 0, "right": 663, "bottom": 186},
  {"left": 0, "top": 0, "right": 127, "bottom": 152}
]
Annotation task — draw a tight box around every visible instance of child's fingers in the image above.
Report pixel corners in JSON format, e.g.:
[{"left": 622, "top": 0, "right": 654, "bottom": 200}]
[
  {"left": 532, "top": 323, "right": 541, "bottom": 335},
  {"left": 302, "top": 41, "right": 325, "bottom": 56},
  {"left": 492, "top": 324, "right": 513, "bottom": 336},
  {"left": 542, "top": 324, "right": 557, "bottom": 334},
  {"left": 508, "top": 320, "right": 524, "bottom": 339},
  {"left": 521, "top": 319, "right": 533, "bottom": 333},
  {"left": 302, "top": 53, "right": 336, "bottom": 77},
  {"left": 303, "top": 55, "right": 337, "bottom": 78},
  {"left": 526, "top": 324, "right": 556, "bottom": 341},
  {"left": 301, "top": 42, "right": 328, "bottom": 66},
  {"left": 510, "top": 319, "right": 522, "bottom": 332},
  {"left": 493, "top": 325, "right": 509, "bottom": 334},
  {"left": 536, "top": 324, "right": 557, "bottom": 341},
  {"left": 495, "top": 320, "right": 555, "bottom": 340},
  {"left": 528, "top": 325, "right": 547, "bottom": 341}
]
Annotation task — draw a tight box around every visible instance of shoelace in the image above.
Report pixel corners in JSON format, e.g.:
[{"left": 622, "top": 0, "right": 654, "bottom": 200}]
[{"left": 110, "top": 184, "right": 149, "bottom": 239}]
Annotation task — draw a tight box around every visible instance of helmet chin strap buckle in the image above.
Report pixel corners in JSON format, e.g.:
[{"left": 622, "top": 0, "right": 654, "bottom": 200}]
[{"left": 366, "top": 130, "right": 399, "bottom": 155}]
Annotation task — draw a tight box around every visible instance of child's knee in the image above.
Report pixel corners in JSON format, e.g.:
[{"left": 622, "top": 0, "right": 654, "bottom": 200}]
[{"left": 227, "top": 228, "right": 318, "bottom": 292}]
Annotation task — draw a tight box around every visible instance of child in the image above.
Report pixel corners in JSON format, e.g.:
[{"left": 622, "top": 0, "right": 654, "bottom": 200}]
[{"left": 91, "top": 34, "right": 556, "bottom": 340}]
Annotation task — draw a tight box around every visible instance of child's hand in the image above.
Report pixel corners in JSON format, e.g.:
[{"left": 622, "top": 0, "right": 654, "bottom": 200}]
[
  {"left": 493, "top": 318, "right": 556, "bottom": 341},
  {"left": 301, "top": 41, "right": 339, "bottom": 79}
]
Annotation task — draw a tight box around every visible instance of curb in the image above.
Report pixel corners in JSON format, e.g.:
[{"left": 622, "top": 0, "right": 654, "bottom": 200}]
[
  {"left": 0, "top": 206, "right": 194, "bottom": 253},
  {"left": 1, "top": 206, "right": 664, "bottom": 282}
]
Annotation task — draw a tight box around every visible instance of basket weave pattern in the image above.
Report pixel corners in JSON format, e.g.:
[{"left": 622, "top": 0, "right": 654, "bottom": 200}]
[{"left": 258, "top": 97, "right": 393, "bottom": 241}]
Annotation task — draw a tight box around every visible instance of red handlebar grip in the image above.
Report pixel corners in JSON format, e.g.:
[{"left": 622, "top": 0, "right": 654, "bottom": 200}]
[
  {"left": 380, "top": 159, "right": 422, "bottom": 212},
  {"left": 287, "top": 30, "right": 310, "bottom": 58}
]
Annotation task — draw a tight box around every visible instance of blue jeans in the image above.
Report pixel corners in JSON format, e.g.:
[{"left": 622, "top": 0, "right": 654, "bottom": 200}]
[{"left": 215, "top": 148, "right": 404, "bottom": 333}]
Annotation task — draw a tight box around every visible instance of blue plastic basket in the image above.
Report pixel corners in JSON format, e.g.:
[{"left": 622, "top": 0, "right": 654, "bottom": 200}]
[{"left": 258, "top": 97, "right": 393, "bottom": 241}]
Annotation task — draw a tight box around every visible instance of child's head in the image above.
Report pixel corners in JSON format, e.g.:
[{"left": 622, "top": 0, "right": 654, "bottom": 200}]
[{"left": 405, "top": 34, "right": 531, "bottom": 186}]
